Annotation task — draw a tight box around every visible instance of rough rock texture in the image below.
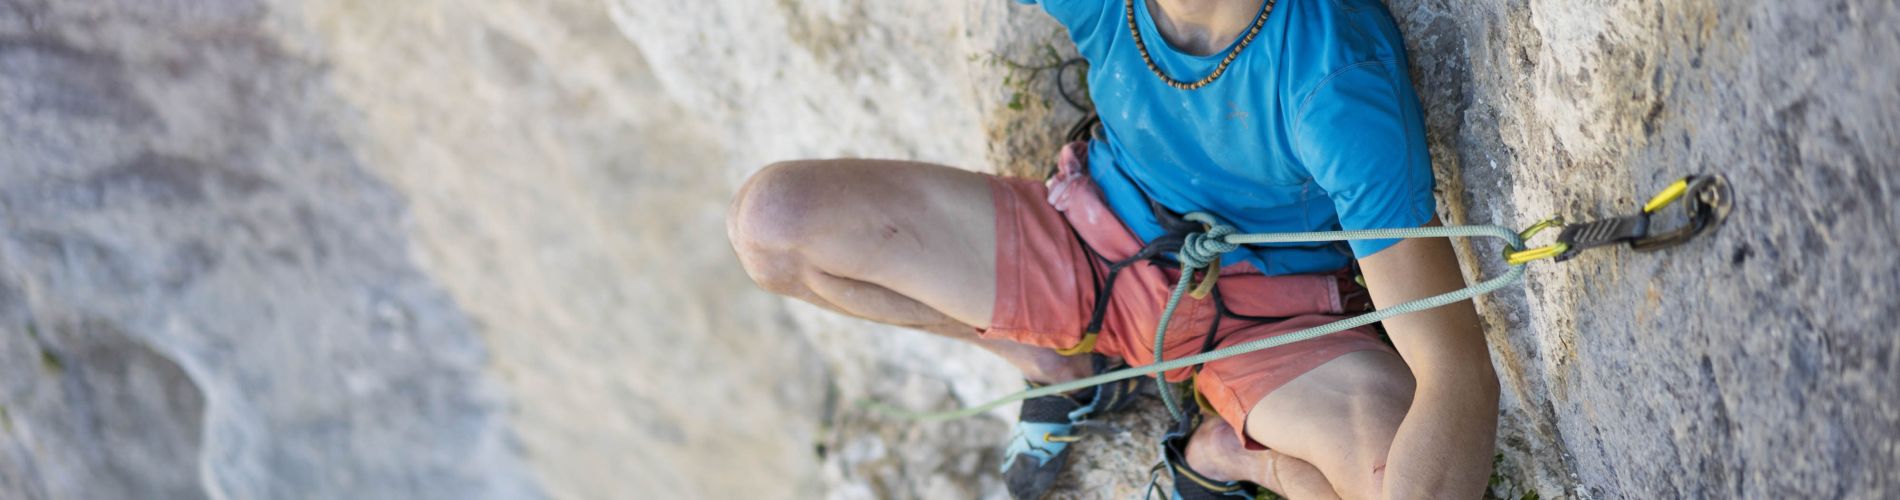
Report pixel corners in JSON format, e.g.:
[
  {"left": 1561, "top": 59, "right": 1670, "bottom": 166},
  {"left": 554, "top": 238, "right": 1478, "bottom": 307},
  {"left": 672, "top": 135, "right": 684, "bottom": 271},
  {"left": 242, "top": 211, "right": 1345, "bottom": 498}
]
[
  {"left": 2, "top": 0, "right": 1895, "bottom": 498},
  {"left": 0, "top": 2, "right": 538, "bottom": 498},
  {"left": 2, "top": 0, "right": 826, "bottom": 498},
  {"left": 284, "top": 1, "right": 831, "bottom": 497},
  {"left": 1388, "top": 0, "right": 1900, "bottom": 497}
]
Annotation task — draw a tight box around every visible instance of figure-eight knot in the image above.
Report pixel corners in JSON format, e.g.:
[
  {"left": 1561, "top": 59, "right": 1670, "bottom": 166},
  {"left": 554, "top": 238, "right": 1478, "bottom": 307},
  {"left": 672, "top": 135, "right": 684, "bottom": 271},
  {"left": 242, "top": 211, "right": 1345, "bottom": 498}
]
[{"left": 1179, "top": 212, "right": 1239, "bottom": 269}]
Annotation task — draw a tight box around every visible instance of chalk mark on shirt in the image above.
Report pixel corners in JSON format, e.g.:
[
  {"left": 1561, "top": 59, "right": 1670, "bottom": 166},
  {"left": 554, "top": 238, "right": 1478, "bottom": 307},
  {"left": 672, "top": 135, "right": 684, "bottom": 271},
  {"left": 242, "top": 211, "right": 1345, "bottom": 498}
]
[{"left": 1225, "top": 101, "right": 1250, "bottom": 128}]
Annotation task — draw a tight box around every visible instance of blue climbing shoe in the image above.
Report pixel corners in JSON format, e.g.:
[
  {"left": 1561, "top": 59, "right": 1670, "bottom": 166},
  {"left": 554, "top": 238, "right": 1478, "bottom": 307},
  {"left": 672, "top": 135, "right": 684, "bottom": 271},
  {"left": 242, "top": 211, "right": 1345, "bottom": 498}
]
[{"left": 1001, "top": 355, "right": 1145, "bottom": 499}]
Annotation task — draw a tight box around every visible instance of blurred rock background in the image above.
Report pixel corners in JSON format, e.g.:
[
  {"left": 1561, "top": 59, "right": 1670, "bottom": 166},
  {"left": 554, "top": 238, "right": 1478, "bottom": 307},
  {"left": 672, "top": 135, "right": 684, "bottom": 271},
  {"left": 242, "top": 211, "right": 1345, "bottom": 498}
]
[{"left": 1, "top": 0, "right": 1894, "bottom": 499}]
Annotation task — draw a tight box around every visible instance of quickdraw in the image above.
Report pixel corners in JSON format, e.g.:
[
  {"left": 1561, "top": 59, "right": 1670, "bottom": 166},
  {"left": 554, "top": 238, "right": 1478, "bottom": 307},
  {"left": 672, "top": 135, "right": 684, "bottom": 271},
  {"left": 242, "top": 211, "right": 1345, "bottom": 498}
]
[{"left": 1507, "top": 175, "right": 1734, "bottom": 265}]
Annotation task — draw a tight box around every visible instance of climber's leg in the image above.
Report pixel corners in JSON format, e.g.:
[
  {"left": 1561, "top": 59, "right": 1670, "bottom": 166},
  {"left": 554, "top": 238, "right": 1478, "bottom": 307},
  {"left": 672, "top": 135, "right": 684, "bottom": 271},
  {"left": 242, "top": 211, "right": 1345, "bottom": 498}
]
[
  {"left": 728, "top": 158, "right": 1091, "bottom": 383},
  {"left": 1178, "top": 312, "right": 1409, "bottom": 499},
  {"left": 1239, "top": 350, "right": 1417, "bottom": 499},
  {"left": 1184, "top": 417, "right": 1340, "bottom": 499}
]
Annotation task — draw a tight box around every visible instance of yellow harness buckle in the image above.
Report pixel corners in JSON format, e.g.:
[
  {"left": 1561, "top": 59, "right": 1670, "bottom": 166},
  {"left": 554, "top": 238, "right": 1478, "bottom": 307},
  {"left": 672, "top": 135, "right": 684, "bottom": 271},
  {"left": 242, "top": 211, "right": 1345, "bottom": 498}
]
[{"left": 1055, "top": 331, "right": 1098, "bottom": 356}]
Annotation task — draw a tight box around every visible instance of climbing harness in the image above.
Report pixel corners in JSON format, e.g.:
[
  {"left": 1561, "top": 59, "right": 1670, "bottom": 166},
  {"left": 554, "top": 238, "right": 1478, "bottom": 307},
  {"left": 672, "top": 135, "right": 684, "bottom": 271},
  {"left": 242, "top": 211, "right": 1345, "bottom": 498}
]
[{"left": 863, "top": 174, "right": 1734, "bottom": 422}]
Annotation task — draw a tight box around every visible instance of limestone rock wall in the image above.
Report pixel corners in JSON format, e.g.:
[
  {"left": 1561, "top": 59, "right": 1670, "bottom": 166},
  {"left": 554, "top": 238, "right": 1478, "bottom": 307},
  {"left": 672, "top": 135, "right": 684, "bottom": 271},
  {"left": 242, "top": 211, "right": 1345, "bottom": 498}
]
[
  {"left": 1387, "top": 0, "right": 1900, "bottom": 497},
  {"left": 3, "top": 0, "right": 828, "bottom": 498},
  {"left": 0, "top": 2, "right": 537, "bottom": 497}
]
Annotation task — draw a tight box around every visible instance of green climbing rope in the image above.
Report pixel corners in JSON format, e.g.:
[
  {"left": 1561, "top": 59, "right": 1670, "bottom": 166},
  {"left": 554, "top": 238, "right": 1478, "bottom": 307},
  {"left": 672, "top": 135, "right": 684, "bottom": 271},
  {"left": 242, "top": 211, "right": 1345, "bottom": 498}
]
[{"left": 863, "top": 221, "right": 1529, "bottom": 422}]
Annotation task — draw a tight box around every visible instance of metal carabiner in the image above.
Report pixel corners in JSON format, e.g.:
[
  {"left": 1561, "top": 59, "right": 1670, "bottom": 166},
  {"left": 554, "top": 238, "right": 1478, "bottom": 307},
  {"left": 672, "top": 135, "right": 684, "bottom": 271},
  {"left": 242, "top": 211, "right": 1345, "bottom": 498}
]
[{"left": 1631, "top": 174, "right": 1733, "bottom": 252}]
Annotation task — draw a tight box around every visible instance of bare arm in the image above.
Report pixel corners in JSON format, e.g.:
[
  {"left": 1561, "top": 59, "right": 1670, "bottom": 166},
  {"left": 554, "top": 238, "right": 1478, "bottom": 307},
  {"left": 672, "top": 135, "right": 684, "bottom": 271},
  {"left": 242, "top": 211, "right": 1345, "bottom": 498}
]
[{"left": 1357, "top": 217, "right": 1500, "bottom": 499}]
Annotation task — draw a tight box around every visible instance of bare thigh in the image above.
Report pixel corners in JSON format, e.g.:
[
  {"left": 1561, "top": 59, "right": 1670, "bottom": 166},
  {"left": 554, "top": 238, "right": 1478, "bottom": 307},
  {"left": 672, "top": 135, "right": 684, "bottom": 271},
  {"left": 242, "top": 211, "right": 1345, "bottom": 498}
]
[
  {"left": 1244, "top": 350, "right": 1417, "bottom": 500},
  {"left": 727, "top": 159, "right": 998, "bottom": 327}
]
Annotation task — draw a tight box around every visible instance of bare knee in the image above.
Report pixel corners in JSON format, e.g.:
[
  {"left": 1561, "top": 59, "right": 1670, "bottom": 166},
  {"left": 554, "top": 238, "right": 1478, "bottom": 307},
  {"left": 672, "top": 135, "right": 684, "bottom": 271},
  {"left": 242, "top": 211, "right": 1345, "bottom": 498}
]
[
  {"left": 728, "top": 161, "right": 840, "bottom": 294},
  {"left": 1253, "top": 350, "right": 1414, "bottom": 499},
  {"left": 731, "top": 161, "right": 838, "bottom": 247},
  {"left": 1331, "top": 459, "right": 1389, "bottom": 500},
  {"left": 1330, "top": 357, "right": 1415, "bottom": 499}
]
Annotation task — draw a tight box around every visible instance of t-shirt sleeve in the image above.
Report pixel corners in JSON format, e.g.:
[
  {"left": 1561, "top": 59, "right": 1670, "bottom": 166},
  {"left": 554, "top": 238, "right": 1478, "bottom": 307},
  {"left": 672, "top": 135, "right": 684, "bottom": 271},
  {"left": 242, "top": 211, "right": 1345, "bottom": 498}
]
[
  {"left": 1014, "top": 0, "right": 1115, "bottom": 58},
  {"left": 1292, "top": 60, "right": 1437, "bottom": 258}
]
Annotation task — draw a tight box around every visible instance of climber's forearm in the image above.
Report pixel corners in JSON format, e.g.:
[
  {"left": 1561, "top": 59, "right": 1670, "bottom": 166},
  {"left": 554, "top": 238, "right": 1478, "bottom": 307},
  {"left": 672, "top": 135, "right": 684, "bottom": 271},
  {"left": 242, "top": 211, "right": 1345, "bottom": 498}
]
[{"left": 1357, "top": 223, "right": 1500, "bottom": 499}]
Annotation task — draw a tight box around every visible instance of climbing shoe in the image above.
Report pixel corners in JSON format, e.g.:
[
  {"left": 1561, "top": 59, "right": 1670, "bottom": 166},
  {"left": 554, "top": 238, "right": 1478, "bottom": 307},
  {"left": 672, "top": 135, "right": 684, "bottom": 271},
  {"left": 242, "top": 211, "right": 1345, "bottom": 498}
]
[
  {"left": 1000, "top": 355, "right": 1145, "bottom": 500},
  {"left": 1147, "top": 407, "right": 1261, "bottom": 500}
]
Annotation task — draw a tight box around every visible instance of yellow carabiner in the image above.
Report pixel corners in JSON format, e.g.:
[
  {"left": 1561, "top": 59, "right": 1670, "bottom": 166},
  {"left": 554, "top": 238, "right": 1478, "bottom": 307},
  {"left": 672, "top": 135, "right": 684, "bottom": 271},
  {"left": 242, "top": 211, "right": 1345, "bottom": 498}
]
[
  {"left": 1642, "top": 178, "right": 1692, "bottom": 214},
  {"left": 1187, "top": 256, "right": 1222, "bottom": 300},
  {"left": 1503, "top": 217, "right": 1570, "bottom": 265},
  {"left": 1505, "top": 245, "right": 1568, "bottom": 265}
]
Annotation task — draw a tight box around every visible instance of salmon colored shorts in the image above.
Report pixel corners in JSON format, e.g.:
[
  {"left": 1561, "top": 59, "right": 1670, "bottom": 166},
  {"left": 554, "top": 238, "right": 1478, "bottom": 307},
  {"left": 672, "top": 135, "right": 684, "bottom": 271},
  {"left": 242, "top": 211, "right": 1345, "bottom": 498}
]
[{"left": 981, "top": 141, "right": 1396, "bottom": 449}]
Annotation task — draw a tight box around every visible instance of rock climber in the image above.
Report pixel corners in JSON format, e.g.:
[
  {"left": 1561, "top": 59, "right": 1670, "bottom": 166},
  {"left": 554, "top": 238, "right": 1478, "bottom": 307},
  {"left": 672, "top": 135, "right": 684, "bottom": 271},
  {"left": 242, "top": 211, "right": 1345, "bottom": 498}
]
[{"left": 727, "top": 0, "right": 1500, "bottom": 497}]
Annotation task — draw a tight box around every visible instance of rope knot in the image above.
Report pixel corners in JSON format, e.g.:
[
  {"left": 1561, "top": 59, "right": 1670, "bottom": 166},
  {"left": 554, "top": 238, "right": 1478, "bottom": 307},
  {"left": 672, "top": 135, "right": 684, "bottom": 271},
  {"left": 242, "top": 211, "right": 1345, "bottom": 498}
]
[{"left": 1177, "top": 212, "right": 1239, "bottom": 269}]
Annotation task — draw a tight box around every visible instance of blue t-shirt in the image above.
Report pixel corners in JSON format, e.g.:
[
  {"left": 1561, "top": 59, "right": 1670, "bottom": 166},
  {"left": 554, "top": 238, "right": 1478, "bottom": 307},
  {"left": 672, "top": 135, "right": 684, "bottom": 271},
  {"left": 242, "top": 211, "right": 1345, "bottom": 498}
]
[{"left": 1021, "top": 0, "right": 1436, "bottom": 275}]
